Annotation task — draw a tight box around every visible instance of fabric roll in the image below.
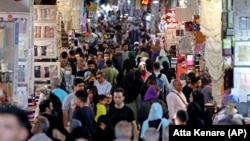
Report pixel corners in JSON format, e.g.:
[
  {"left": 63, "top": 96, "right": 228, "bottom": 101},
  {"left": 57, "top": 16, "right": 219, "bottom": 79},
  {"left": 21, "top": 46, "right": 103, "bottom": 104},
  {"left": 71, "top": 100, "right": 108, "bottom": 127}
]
[
  {"left": 200, "top": 0, "right": 222, "bottom": 38},
  {"left": 212, "top": 76, "right": 224, "bottom": 107}
]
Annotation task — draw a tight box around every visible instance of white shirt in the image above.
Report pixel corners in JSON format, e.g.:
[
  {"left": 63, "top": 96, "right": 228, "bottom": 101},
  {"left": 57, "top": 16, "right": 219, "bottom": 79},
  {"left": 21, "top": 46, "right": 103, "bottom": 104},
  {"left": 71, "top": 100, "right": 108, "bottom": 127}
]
[
  {"left": 94, "top": 80, "right": 112, "bottom": 95},
  {"left": 29, "top": 133, "right": 52, "bottom": 141},
  {"left": 166, "top": 89, "right": 188, "bottom": 119}
]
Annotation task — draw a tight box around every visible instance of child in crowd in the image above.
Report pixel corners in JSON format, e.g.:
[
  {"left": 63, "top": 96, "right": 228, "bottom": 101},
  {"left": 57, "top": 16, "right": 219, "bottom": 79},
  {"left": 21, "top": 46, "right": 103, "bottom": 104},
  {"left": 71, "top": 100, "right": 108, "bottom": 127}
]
[{"left": 95, "top": 95, "right": 107, "bottom": 122}]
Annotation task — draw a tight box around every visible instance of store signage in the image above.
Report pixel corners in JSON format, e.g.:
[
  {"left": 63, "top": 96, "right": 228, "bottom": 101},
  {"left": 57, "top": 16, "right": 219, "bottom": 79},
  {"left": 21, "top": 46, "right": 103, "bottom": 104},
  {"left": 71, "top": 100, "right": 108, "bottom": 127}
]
[
  {"left": 7, "top": 14, "right": 13, "bottom": 19},
  {"left": 141, "top": 0, "right": 150, "bottom": 5},
  {"left": 14, "top": 23, "right": 19, "bottom": 46},
  {"left": 166, "top": 10, "right": 178, "bottom": 29}
]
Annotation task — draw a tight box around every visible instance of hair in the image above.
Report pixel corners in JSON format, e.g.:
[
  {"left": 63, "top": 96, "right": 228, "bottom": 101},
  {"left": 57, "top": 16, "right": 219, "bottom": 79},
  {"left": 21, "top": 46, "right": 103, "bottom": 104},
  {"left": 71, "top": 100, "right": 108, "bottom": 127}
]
[
  {"left": 122, "top": 43, "right": 128, "bottom": 47},
  {"left": 144, "top": 128, "right": 160, "bottom": 141},
  {"left": 104, "top": 51, "right": 110, "bottom": 56},
  {"left": 106, "top": 59, "right": 113, "bottom": 67},
  {"left": 73, "top": 78, "right": 84, "bottom": 86},
  {"left": 115, "top": 46, "right": 120, "bottom": 50},
  {"left": 187, "top": 72, "right": 195, "bottom": 79},
  {"left": 96, "top": 71, "right": 104, "bottom": 77},
  {"left": 97, "top": 115, "right": 113, "bottom": 128},
  {"left": 71, "top": 127, "right": 91, "bottom": 141},
  {"left": 61, "top": 51, "right": 68, "bottom": 59},
  {"left": 0, "top": 104, "right": 32, "bottom": 133},
  {"left": 76, "top": 52, "right": 84, "bottom": 58},
  {"left": 87, "top": 59, "right": 96, "bottom": 65},
  {"left": 146, "top": 59, "right": 153, "bottom": 72},
  {"left": 69, "top": 49, "right": 75, "bottom": 56},
  {"left": 176, "top": 110, "right": 188, "bottom": 123},
  {"left": 191, "top": 91, "right": 205, "bottom": 109},
  {"left": 39, "top": 99, "right": 51, "bottom": 113},
  {"left": 114, "top": 121, "right": 132, "bottom": 139},
  {"left": 162, "top": 61, "right": 170, "bottom": 70},
  {"left": 36, "top": 116, "right": 50, "bottom": 133},
  {"left": 98, "top": 95, "right": 107, "bottom": 102},
  {"left": 201, "top": 73, "right": 211, "bottom": 86},
  {"left": 50, "top": 76, "right": 61, "bottom": 87},
  {"left": 146, "top": 75, "right": 157, "bottom": 87},
  {"left": 153, "top": 62, "right": 161, "bottom": 70},
  {"left": 191, "top": 76, "right": 200, "bottom": 84},
  {"left": 113, "top": 87, "right": 125, "bottom": 96},
  {"left": 75, "top": 47, "right": 82, "bottom": 54},
  {"left": 75, "top": 90, "right": 88, "bottom": 103}
]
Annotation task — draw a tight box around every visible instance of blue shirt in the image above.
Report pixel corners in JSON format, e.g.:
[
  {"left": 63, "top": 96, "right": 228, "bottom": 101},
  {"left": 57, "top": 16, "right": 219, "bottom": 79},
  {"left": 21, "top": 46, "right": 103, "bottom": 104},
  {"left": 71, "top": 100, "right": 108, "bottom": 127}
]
[{"left": 52, "top": 88, "right": 68, "bottom": 104}]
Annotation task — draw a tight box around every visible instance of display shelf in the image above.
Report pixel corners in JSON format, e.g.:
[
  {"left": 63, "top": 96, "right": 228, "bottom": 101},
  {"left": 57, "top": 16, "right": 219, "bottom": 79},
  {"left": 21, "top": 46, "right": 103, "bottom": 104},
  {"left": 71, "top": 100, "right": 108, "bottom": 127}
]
[
  {"left": 34, "top": 40, "right": 57, "bottom": 59},
  {"left": 34, "top": 62, "right": 60, "bottom": 81},
  {"left": 34, "top": 23, "right": 56, "bottom": 40},
  {"left": 33, "top": 5, "right": 57, "bottom": 22}
]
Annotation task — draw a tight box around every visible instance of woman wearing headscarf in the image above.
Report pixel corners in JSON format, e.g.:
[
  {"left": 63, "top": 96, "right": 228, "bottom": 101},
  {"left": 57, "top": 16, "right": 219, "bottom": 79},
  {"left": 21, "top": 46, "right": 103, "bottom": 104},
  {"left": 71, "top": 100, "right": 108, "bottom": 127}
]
[
  {"left": 93, "top": 115, "right": 115, "bottom": 141},
  {"left": 187, "top": 91, "right": 212, "bottom": 125},
  {"left": 138, "top": 85, "right": 167, "bottom": 127},
  {"left": 140, "top": 75, "right": 157, "bottom": 100},
  {"left": 140, "top": 103, "right": 170, "bottom": 141}
]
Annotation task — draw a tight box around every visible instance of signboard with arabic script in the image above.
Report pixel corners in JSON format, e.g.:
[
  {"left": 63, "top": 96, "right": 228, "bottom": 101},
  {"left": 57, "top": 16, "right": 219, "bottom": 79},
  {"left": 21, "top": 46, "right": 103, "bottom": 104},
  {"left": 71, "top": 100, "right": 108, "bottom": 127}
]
[{"left": 166, "top": 10, "right": 178, "bottom": 29}]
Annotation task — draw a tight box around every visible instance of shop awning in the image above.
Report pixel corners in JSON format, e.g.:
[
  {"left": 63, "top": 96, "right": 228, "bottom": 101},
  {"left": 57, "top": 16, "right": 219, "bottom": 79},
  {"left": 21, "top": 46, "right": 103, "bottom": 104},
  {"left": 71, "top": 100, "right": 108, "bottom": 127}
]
[{"left": 0, "top": 0, "right": 29, "bottom": 13}]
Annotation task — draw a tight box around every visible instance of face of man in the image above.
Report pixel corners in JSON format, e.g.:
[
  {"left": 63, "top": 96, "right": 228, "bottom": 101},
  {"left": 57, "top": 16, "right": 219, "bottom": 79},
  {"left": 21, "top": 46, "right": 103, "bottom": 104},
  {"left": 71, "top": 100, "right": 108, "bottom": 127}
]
[
  {"left": 74, "top": 83, "right": 85, "bottom": 92},
  {"left": 96, "top": 74, "right": 105, "bottom": 83},
  {"left": 186, "top": 77, "right": 191, "bottom": 84},
  {"left": 115, "top": 48, "right": 121, "bottom": 54},
  {"left": 88, "top": 64, "right": 95, "bottom": 72},
  {"left": 113, "top": 92, "right": 124, "bottom": 106},
  {"left": 174, "top": 80, "right": 183, "bottom": 92},
  {"left": 123, "top": 45, "right": 128, "bottom": 51},
  {"left": 0, "top": 115, "right": 29, "bottom": 141},
  {"left": 103, "top": 43, "right": 108, "bottom": 48}
]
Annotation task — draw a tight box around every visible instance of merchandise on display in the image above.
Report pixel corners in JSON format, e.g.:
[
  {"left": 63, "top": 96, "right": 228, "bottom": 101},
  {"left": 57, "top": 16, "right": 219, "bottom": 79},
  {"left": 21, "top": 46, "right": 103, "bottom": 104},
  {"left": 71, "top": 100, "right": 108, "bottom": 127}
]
[
  {"left": 200, "top": 0, "right": 222, "bottom": 38},
  {"left": 34, "top": 6, "right": 57, "bottom": 21},
  {"left": 0, "top": 28, "right": 5, "bottom": 48},
  {"left": 34, "top": 25, "right": 56, "bottom": 39},
  {"left": 33, "top": 62, "right": 60, "bottom": 81},
  {"left": 179, "top": 31, "right": 195, "bottom": 54}
]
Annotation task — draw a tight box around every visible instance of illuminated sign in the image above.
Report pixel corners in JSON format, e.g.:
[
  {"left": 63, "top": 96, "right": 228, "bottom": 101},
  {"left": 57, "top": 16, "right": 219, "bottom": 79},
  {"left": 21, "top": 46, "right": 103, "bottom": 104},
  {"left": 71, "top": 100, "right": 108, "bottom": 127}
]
[
  {"left": 166, "top": 10, "right": 178, "bottom": 29},
  {"left": 141, "top": 0, "right": 150, "bottom": 5}
]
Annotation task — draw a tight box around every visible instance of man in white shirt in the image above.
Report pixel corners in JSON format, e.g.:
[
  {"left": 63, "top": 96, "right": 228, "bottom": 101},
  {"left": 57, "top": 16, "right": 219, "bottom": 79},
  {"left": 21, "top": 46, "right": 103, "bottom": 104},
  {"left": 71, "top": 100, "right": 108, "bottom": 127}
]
[
  {"left": 94, "top": 71, "right": 112, "bottom": 95},
  {"left": 166, "top": 79, "right": 188, "bottom": 123}
]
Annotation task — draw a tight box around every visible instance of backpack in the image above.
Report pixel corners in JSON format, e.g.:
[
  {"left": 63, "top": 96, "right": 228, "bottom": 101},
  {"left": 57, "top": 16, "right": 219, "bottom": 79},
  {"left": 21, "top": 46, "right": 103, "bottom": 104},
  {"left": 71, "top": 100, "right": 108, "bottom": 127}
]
[
  {"left": 154, "top": 73, "right": 165, "bottom": 100},
  {"left": 154, "top": 73, "right": 164, "bottom": 92}
]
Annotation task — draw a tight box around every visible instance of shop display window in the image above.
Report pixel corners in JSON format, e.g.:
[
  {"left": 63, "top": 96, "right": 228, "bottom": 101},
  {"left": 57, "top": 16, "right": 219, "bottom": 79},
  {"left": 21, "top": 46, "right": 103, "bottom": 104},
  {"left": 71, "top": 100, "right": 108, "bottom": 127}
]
[
  {"left": 33, "top": 6, "right": 57, "bottom": 22},
  {"left": 234, "top": 41, "right": 250, "bottom": 66},
  {"left": 234, "top": 13, "right": 250, "bottom": 38},
  {"left": 34, "top": 23, "right": 56, "bottom": 39},
  {"left": 34, "top": 40, "right": 57, "bottom": 59},
  {"left": 33, "top": 62, "right": 60, "bottom": 81}
]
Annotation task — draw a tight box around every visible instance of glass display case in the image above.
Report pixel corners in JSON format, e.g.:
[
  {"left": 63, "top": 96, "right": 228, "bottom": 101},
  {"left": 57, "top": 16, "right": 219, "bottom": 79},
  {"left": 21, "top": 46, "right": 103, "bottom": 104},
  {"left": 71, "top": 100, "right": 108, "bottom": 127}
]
[{"left": 0, "top": 21, "right": 19, "bottom": 104}]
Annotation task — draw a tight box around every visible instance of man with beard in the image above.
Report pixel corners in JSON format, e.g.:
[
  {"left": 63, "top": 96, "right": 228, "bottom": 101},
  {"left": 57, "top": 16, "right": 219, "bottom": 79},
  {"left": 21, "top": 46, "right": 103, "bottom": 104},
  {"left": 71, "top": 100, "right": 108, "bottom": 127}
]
[{"left": 83, "top": 60, "right": 97, "bottom": 78}]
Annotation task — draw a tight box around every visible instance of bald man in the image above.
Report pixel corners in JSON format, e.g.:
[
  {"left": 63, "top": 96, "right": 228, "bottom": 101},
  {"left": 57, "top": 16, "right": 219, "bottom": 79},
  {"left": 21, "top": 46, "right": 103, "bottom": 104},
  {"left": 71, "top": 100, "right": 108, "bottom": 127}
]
[{"left": 166, "top": 79, "right": 188, "bottom": 123}]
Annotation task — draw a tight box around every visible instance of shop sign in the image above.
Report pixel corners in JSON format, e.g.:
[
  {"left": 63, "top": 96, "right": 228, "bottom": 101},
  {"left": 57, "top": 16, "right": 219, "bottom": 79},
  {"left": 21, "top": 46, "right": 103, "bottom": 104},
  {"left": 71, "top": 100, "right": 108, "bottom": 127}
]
[
  {"left": 166, "top": 10, "right": 178, "bottom": 29},
  {"left": 141, "top": 0, "right": 150, "bottom": 5}
]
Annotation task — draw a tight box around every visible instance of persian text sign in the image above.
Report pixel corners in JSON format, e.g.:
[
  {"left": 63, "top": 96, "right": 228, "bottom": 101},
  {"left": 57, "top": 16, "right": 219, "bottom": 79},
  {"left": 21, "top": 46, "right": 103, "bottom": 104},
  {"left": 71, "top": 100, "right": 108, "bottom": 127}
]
[{"left": 166, "top": 10, "right": 178, "bottom": 29}]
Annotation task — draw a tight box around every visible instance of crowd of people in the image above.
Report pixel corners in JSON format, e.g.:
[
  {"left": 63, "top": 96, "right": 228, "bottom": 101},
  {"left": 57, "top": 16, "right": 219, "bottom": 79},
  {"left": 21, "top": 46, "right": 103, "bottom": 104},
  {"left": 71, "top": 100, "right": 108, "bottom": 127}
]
[{"left": 0, "top": 18, "right": 245, "bottom": 141}]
